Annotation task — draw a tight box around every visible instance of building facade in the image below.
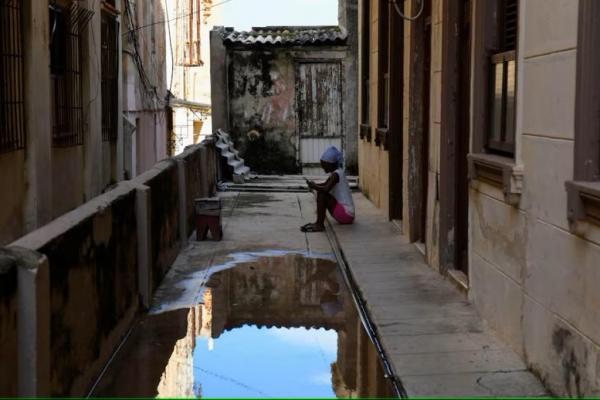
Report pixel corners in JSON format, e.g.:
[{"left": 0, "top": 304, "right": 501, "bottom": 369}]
[
  {"left": 165, "top": 0, "right": 218, "bottom": 156},
  {"left": 358, "top": 0, "right": 600, "bottom": 396},
  {"left": 122, "top": 0, "right": 170, "bottom": 176},
  {"left": 210, "top": 25, "right": 357, "bottom": 175},
  {"left": 0, "top": 0, "right": 169, "bottom": 245}
]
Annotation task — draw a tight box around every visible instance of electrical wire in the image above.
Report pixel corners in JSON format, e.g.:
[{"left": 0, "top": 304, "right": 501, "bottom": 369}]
[
  {"left": 392, "top": 0, "right": 425, "bottom": 21},
  {"left": 122, "top": 0, "right": 235, "bottom": 36},
  {"left": 165, "top": 0, "right": 174, "bottom": 93},
  {"left": 123, "top": 0, "right": 163, "bottom": 107}
]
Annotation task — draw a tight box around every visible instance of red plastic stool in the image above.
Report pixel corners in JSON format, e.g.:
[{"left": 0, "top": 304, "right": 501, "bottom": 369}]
[{"left": 194, "top": 198, "right": 222, "bottom": 241}]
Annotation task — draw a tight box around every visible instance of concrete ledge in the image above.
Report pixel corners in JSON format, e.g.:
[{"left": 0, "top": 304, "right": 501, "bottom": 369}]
[
  {"left": 11, "top": 182, "right": 137, "bottom": 251},
  {"left": 1, "top": 142, "right": 217, "bottom": 396},
  {"left": 0, "top": 247, "right": 50, "bottom": 397}
]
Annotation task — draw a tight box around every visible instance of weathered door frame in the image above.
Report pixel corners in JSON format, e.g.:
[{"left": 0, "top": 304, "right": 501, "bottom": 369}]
[
  {"left": 388, "top": 0, "right": 404, "bottom": 221},
  {"left": 439, "top": 0, "right": 472, "bottom": 275},
  {"left": 406, "top": 0, "right": 432, "bottom": 242},
  {"left": 293, "top": 58, "right": 345, "bottom": 172}
]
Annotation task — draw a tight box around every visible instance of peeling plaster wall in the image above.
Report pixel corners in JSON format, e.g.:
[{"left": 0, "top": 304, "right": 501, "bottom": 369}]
[
  {"left": 468, "top": 0, "right": 600, "bottom": 396},
  {"left": 13, "top": 184, "right": 140, "bottom": 396},
  {"left": 133, "top": 160, "right": 181, "bottom": 290},
  {"left": 7, "top": 143, "right": 217, "bottom": 396},
  {"left": 228, "top": 49, "right": 299, "bottom": 174},
  {"left": 179, "top": 144, "right": 217, "bottom": 236},
  {"left": 224, "top": 43, "right": 351, "bottom": 175}
]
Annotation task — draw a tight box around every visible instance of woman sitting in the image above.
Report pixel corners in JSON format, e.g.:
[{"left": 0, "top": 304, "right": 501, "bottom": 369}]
[{"left": 301, "top": 146, "right": 355, "bottom": 233}]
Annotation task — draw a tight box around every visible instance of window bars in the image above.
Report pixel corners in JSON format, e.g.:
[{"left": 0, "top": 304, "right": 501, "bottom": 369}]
[
  {"left": 49, "top": 1, "right": 94, "bottom": 147},
  {"left": 101, "top": 14, "right": 118, "bottom": 142},
  {"left": 0, "top": 0, "right": 25, "bottom": 153}
]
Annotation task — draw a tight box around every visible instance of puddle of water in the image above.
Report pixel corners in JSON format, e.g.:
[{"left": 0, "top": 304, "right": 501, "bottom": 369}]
[{"left": 91, "top": 253, "right": 397, "bottom": 398}]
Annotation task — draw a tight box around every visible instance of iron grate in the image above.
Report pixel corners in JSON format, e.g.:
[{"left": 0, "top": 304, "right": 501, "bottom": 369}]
[{"left": 0, "top": 0, "right": 26, "bottom": 154}]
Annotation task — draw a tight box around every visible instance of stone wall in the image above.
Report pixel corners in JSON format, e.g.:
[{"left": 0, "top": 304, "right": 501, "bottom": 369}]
[{"left": 1, "top": 142, "right": 217, "bottom": 397}]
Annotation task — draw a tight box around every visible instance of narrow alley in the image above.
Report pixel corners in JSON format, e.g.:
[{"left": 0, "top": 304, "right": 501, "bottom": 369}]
[
  {"left": 89, "top": 185, "right": 544, "bottom": 397},
  {"left": 2, "top": 0, "right": 600, "bottom": 398}
]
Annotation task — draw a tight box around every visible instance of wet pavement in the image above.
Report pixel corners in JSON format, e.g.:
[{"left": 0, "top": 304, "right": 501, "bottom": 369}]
[
  {"left": 92, "top": 253, "right": 395, "bottom": 398},
  {"left": 91, "top": 192, "right": 397, "bottom": 398},
  {"left": 89, "top": 189, "right": 546, "bottom": 397}
]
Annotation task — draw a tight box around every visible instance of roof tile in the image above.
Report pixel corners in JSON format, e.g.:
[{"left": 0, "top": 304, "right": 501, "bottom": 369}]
[{"left": 221, "top": 25, "right": 348, "bottom": 46}]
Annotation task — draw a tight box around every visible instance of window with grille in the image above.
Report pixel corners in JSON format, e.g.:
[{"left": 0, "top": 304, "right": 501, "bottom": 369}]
[
  {"left": 0, "top": 0, "right": 25, "bottom": 153},
  {"left": 177, "top": 0, "right": 202, "bottom": 66},
  {"left": 101, "top": 13, "right": 118, "bottom": 142},
  {"left": 50, "top": 2, "right": 84, "bottom": 147},
  {"left": 487, "top": 0, "right": 518, "bottom": 156}
]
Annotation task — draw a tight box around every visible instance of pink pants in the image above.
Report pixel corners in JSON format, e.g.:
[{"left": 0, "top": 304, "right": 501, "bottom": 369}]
[{"left": 328, "top": 201, "right": 355, "bottom": 224}]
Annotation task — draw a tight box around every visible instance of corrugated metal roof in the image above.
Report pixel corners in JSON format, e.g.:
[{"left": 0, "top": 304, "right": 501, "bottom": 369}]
[{"left": 221, "top": 26, "right": 348, "bottom": 46}]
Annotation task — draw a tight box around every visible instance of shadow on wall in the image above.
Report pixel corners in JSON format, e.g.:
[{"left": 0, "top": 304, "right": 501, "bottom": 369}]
[
  {"left": 243, "top": 133, "right": 300, "bottom": 174},
  {"left": 228, "top": 51, "right": 299, "bottom": 174},
  {"left": 1, "top": 141, "right": 218, "bottom": 397}
]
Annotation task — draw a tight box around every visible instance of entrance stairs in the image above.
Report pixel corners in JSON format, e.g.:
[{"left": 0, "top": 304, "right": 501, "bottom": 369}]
[{"left": 215, "top": 129, "right": 251, "bottom": 181}]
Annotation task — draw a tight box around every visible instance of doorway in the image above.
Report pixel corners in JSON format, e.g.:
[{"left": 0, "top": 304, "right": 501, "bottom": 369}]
[
  {"left": 295, "top": 61, "right": 343, "bottom": 175},
  {"left": 404, "top": 0, "right": 432, "bottom": 243},
  {"left": 388, "top": 0, "right": 405, "bottom": 221},
  {"left": 440, "top": 0, "right": 471, "bottom": 276}
]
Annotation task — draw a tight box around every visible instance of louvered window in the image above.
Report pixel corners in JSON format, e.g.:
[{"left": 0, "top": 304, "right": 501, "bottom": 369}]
[
  {"left": 488, "top": 0, "right": 518, "bottom": 156},
  {"left": 0, "top": 0, "right": 25, "bottom": 153}
]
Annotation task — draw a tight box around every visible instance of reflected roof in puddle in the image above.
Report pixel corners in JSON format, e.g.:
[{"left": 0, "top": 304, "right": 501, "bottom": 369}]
[{"left": 92, "top": 253, "right": 396, "bottom": 398}]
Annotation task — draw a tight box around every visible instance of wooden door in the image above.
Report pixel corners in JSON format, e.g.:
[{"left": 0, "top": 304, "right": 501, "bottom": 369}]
[
  {"left": 296, "top": 62, "right": 343, "bottom": 175},
  {"left": 455, "top": 0, "right": 472, "bottom": 274},
  {"left": 406, "top": 0, "right": 432, "bottom": 241},
  {"left": 388, "top": 0, "right": 404, "bottom": 220},
  {"left": 440, "top": 0, "right": 472, "bottom": 275}
]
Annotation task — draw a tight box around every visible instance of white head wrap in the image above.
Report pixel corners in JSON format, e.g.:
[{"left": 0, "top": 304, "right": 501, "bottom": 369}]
[{"left": 320, "top": 146, "right": 343, "bottom": 166}]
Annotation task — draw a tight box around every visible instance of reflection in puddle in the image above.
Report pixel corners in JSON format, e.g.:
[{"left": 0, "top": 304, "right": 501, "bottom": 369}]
[{"left": 92, "top": 253, "right": 397, "bottom": 398}]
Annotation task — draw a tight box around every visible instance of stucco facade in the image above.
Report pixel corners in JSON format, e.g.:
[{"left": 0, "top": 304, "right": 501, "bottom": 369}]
[
  {"left": 469, "top": 1, "right": 600, "bottom": 396},
  {"left": 358, "top": 0, "right": 600, "bottom": 395},
  {"left": 0, "top": 0, "right": 120, "bottom": 245},
  {"left": 165, "top": 0, "right": 220, "bottom": 156},
  {"left": 122, "top": 0, "right": 169, "bottom": 176},
  {"left": 0, "top": 0, "right": 170, "bottom": 245}
]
